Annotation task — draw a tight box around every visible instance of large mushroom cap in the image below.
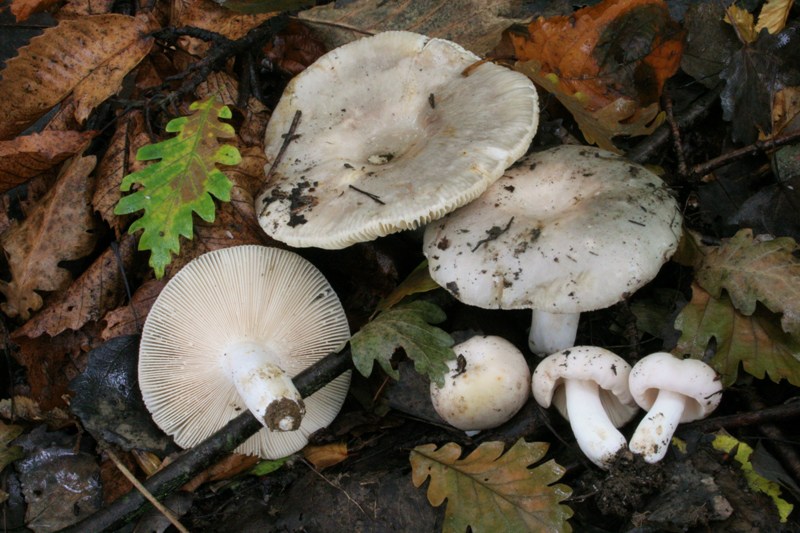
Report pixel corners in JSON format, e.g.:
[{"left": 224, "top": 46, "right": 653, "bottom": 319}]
[
  {"left": 257, "top": 31, "right": 538, "bottom": 249},
  {"left": 423, "top": 144, "right": 682, "bottom": 314},
  {"left": 139, "top": 245, "right": 351, "bottom": 459}
]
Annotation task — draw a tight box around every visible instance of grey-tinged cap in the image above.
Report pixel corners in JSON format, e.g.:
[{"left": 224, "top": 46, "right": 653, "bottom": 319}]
[
  {"left": 138, "top": 245, "right": 351, "bottom": 460},
  {"left": 257, "top": 30, "right": 538, "bottom": 248}
]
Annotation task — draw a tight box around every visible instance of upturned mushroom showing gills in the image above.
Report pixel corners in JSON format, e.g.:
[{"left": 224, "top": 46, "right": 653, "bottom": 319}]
[
  {"left": 256, "top": 31, "right": 538, "bottom": 249},
  {"left": 138, "top": 245, "right": 351, "bottom": 460},
  {"left": 430, "top": 335, "right": 530, "bottom": 433},
  {"left": 423, "top": 144, "right": 683, "bottom": 355},
  {"left": 532, "top": 346, "right": 639, "bottom": 469},
  {"left": 628, "top": 352, "right": 722, "bottom": 463}
]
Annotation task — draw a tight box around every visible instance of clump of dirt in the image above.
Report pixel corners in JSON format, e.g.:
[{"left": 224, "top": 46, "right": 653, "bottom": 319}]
[{"left": 593, "top": 450, "right": 666, "bottom": 518}]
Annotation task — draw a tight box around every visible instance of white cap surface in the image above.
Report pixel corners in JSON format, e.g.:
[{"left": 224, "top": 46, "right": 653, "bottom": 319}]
[
  {"left": 424, "top": 144, "right": 683, "bottom": 314},
  {"left": 257, "top": 31, "right": 539, "bottom": 248},
  {"left": 430, "top": 335, "right": 530, "bottom": 431},
  {"left": 138, "top": 245, "right": 351, "bottom": 459}
]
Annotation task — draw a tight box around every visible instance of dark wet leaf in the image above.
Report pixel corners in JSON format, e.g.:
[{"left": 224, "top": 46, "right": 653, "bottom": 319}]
[{"left": 69, "top": 335, "right": 172, "bottom": 453}]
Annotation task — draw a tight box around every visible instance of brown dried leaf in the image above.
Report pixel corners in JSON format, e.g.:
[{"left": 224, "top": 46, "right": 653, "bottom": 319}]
[
  {"left": 172, "top": 0, "right": 277, "bottom": 56},
  {"left": 0, "top": 396, "right": 72, "bottom": 426},
  {"left": 755, "top": 0, "right": 794, "bottom": 35},
  {"left": 0, "top": 155, "right": 98, "bottom": 320},
  {"left": 182, "top": 454, "right": 260, "bottom": 493},
  {"left": 303, "top": 443, "right": 349, "bottom": 470},
  {"left": 300, "top": 0, "right": 528, "bottom": 55},
  {"left": 54, "top": 0, "right": 115, "bottom": 19},
  {"left": 0, "top": 14, "right": 154, "bottom": 139},
  {"left": 0, "top": 130, "right": 94, "bottom": 194},
  {"left": 100, "top": 279, "right": 165, "bottom": 339},
  {"left": 13, "top": 234, "right": 137, "bottom": 338},
  {"left": 93, "top": 111, "right": 149, "bottom": 235},
  {"left": 9, "top": 0, "right": 60, "bottom": 22}
]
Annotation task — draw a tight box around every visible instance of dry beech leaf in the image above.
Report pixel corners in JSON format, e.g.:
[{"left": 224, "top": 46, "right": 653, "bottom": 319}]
[
  {"left": 0, "top": 155, "right": 98, "bottom": 321},
  {"left": 0, "top": 14, "right": 154, "bottom": 139},
  {"left": 9, "top": 0, "right": 60, "bottom": 22},
  {"left": 101, "top": 279, "right": 165, "bottom": 339},
  {"left": 13, "top": 234, "right": 137, "bottom": 339},
  {"left": 674, "top": 284, "right": 800, "bottom": 387},
  {"left": 755, "top": 0, "right": 794, "bottom": 35},
  {"left": 300, "top": 0, "right": 529, "bottom": 56},
  {"left": 93, "top": 111, "right": 150, "bottom": 235},
  {"left": 502, "top": 0, "right": 682, "bottom": 151},
  {"left": 303, "top": 443, "right": 349, "bottom": 470},
  {"left": 54, "top": 0, "right": 115, "bottom": 18},
  {"left": 0, "top": 130, "right": 94, "bottom": 194}
]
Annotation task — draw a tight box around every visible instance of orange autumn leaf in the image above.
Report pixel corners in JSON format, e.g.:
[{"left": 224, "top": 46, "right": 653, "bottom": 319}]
[{"left": 501, "top": 0, "right": 683, "bottom": 151}]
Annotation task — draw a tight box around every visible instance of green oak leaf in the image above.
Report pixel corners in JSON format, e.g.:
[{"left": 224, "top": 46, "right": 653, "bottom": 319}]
[{"left": 114, "top": 95, "right": 240, "bottom": 278}]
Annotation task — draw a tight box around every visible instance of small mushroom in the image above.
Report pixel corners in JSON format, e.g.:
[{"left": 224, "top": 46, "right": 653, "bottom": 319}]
[
  {"left": 430, "top": 335, "right": 530, "bottom": 433},
  {"left": 138, "top": 245, "right": 351, "bottom": 459},
  {"left": 423, "top": 144, "right": 683, "bottom": 355},
  {"left": 532, "top": 346, "right": 639, "bottom": 469},
  {"left": 257, "top": 31, "right": 539, "bottom": 248},
  {"left": 628, "top": 352, "right": 723, "bottom": 463}
]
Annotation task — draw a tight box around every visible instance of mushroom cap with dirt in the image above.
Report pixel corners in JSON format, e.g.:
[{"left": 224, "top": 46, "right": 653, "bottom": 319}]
[
  {"left": 430, "top": 335, "right": 530, "bottom": 433},
  {"left": 628, "top": 352, "right": 723, "bottom": 463},
  {"left": 138, "top": 245, "right": 351, "bottom": 460},
  {"left": 256, "top": 30, "right": 539, "bottom": 249},
  {"left": 423, "top": 144, "right": 683, "bottom": 355},
  {"left": 532, "top": 346, "right": 640, "bottom": 469}
]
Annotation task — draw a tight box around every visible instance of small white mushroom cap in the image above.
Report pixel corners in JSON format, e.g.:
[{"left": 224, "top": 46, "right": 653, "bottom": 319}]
[
  {"left": 138, "top": 245, "right": 351, "bottom": 460},
  {"left": 423, "top": 144, "right": 683, "bottom": 354},
  {"left": 628, "top": 352, "right": 723, "bottom": 463},
  {"left": 532, "top": 346, "right": 639, "bottom": 469},
  {"left": 257, "top": 31, "right": 539, "bottom": 249},
  {"left": 430, "top": 335, "right": 530, "bottom": 432}
]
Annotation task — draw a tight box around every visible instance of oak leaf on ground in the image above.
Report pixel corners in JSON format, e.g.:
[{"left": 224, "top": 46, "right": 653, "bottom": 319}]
[
  {"left": 0, "top": 155, "right": 98, "bottom": 321},
  {"left": 674, "top": 283, "right": 800, "bottom": 387},
  {"left": 501, "top": 0, "right": 683, "bottom": 152},
  {"left": 410, "top": 439, "right": 573, "bottom": 533},
  {"left": 0, "top": 131, "right": 95, "bottom": 194},
  {"left": 0, "top": 14, "right": 154, "bottom": 139}
]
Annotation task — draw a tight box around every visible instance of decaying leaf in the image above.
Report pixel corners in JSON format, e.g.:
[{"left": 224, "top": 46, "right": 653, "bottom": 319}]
[
  {"left": 0, "top": 155, "right": 98, "bottom": 320},
  {"left": 0, "top": 14, "right": 154, "bottom": 139},
  {"left": 303, "top": 442, "right": 349, "bottom": 470},
  {"left": 373, "top": 260, "right": 440, "bottom": 317},
  {"left": 502, "top": 0, "right": 682, "bottom": 151},
  {"left": 300, "top": 0, "right": 530, "bottom": 55},
  {"left": 350, "top": 300, "right": 455, "bottom": 387},
  {"left": 115, "top": 95, "right": 241, "bottom": 278},
  {"left": 674, "top": 284, "right": 800, "bottom": 387},
  {"left": 410, "top": 439, "right": 573, "bottom": 533},
  {"left": 695, "top": 229, "right": 800, "bottom": 336},
  {"left": 0, "top": 421, "right": 24, "bottom": 475},
  {"left": 712, "top": 431, "right": 794, "bottom": 523},
  {"left": 0, "top": 130, "right": 94, "bottom": 194},
  {"left": 10, "top": 0, "right": 60, "bottom": 22}
]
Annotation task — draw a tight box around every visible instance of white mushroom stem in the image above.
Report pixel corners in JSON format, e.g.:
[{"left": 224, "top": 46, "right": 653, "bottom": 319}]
[
  {"left": 629, "top": 389, "right": 687, "bottom": 463},
  {"left": 221, "top": 340, "right": 305, "bottom": 432},
  {"left": 528, "top": 310, "right": 580, "bottom": 355},
  {"left": 564, "top": 378, "right": 628, "bottom": 469}
]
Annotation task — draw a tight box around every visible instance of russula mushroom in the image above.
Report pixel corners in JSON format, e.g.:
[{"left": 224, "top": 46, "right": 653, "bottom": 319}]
[
  {"left": 423, "top": 144, "right": 683, "bottom": 355},
  {"left": 628, "top": 352, "right": 722, "bottom": 463},
  {"left": 138, "top": 245, "right": 351, "bottom": 459},
  {"left": 531, "top": 346, "right": 639, "bottom": 469},
  {"left": 256, "top": 30, "right": 539, "bottom": 249},
  {"left": 430, "top": 335, "right": 530, "bottom": 433}
]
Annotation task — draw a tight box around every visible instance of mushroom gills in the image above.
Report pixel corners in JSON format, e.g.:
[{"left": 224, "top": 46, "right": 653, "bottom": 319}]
[{"left": 221, "top": 340, "right": 305, "bottom": 432}]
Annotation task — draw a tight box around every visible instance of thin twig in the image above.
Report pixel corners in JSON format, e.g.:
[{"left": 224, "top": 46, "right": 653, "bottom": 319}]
[
  {"left": 348, "top": 185, "right": 385, "bottom": 205},
  {"left": 689, "top": 129, "right": 800, "bottom": 179},
  {"left": 103, "top": 446, "right": 190, "bottom": 533},
  {"left": 265, "top": 109, "right": 302, "bottom": 182},
  {"left": 663, "top": 93, "right": 688, "bottom": 177},
  {"left": 301, "top": 458, "right": 368, "bottom": 517},
  {"left": 471, "top": 217, "right": 514, "bottom": 252}
]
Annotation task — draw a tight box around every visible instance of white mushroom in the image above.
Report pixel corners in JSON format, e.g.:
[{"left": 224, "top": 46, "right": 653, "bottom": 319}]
[
  {"left": 532, "top": 346, "right": 639, "bottom": 469},
  {"left": 423, "top": 144, "right": 683, "bottom": 355},
  {"left": 138, "top": 245, "right": 351, "bottom": 459},
  {"left": 430, "top": 335, "right": 530, "bottom": 433},
  {"left": 257, "top": 31, "right": 539, "bottom": 249},
  {"left": 628, "top": 352, "right": 723, "bottom": 463}
]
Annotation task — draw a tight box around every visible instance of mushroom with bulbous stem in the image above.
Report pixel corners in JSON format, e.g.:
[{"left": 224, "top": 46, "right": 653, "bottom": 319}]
[
  {"left": 628, "top": 352, "right": 723, "bottom": 463},
  {"left": 532, "top": 346, "right": 639, "bottom": 469}
]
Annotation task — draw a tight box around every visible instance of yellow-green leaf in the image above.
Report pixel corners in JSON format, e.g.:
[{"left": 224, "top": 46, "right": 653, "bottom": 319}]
[
  {"left": 695, "top": 229, "right": 800, "bottom": 337},
  {"left": 373, "top": 260, "right": 441, "bottom": 316},
  {"left": 0, "top": 421, "right": 24, "bottom": 474},
  {"left": 410, "top": 439, "right": 573, "bottom": 533},
  {"left": 350, "top": 300, "right": 455, "bottom": 387},
  {"left": 674, "top": 283, "right": 800, "bottom": 386},
  {"left": 114, "top": 95, "right": 240, "bottom": 278}
]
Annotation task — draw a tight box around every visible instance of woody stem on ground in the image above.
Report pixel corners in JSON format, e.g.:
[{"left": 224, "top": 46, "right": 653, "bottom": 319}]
[{"left": 61, "top": 346, "right": 353, "bottom": 533}]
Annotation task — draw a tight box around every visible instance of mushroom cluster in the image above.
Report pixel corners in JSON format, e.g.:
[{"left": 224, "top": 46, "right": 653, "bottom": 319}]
[
  {"left": 423, "top": 145, "right": 683, "bottom": 355},
  {"left": 257, "top": 31, "right": 539, "bottom": 249},
  {"left": 138, "top": 245, "right": 351, "bottom": 460}
]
